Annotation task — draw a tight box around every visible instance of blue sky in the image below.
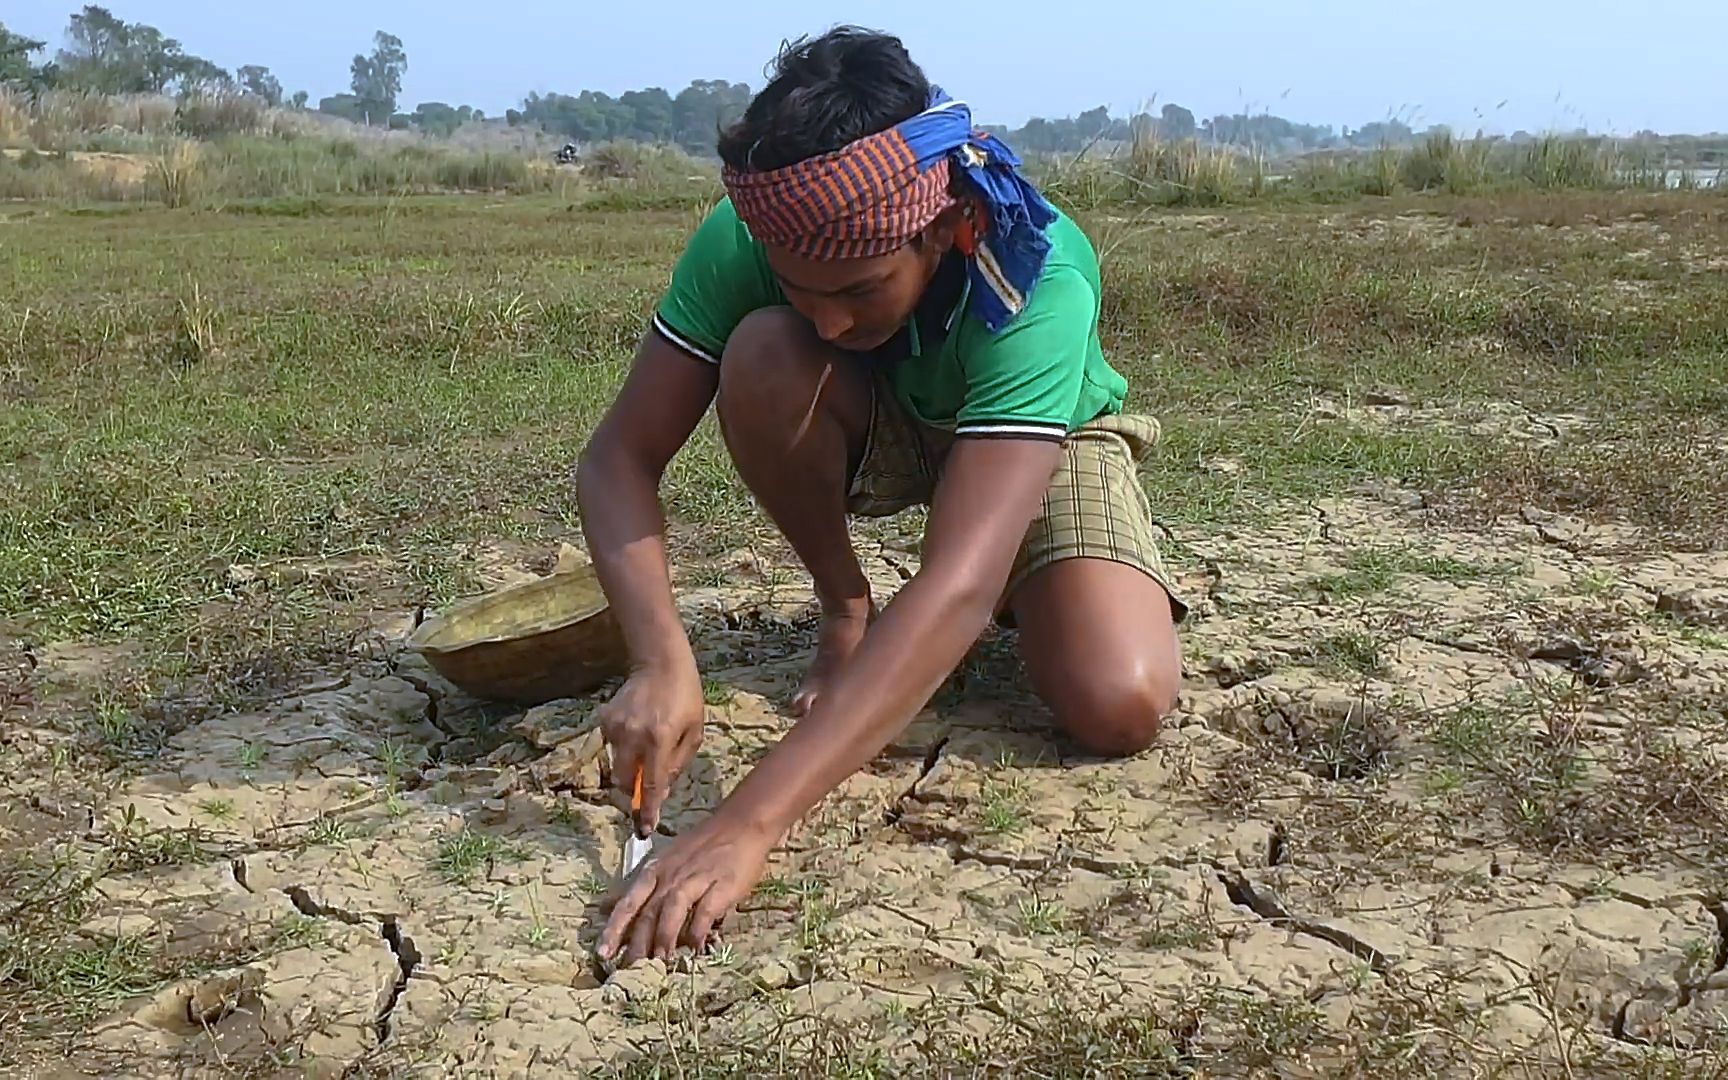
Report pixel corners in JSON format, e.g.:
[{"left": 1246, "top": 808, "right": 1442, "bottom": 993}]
[{"left": 8, "top": 1, "right": 1724, "bottom": 134}]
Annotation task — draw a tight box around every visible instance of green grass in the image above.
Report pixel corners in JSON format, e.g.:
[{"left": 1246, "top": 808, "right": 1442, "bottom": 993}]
[
  {"left": 701, "top": 679, "right": 734, "bottom": 707},
  {"left": 434, "top": 826, "right": 526, "bottom": 886},
  {"left": 1015, "top": 897, "right": 1070, "bottom": 936},
  {"left": 4, "top": 192, "right": 1725, "bottom": 687},
  {"left": 1312, "top": 546, "right": 1516, "bottom": 597},
  {"left": 974, "top": 775, "right": 1032, "bottom": 836},
  {"left": 1306, "top": 630, "right": 1389, "bottom": 680}
]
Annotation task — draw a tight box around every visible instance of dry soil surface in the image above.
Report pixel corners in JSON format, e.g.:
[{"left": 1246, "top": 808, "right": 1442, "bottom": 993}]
[{"left": 11, "top": 438, "right": 1728, "bottom": 1076}]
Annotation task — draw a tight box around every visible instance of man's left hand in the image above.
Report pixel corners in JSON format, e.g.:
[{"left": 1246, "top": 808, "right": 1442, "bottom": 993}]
[{"left": 597, "top": 813, "right": 774, "bottom": 966}]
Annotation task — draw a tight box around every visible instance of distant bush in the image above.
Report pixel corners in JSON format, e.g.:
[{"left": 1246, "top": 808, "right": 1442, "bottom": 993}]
[{"left": 174, "top": 89, "right": 268, "bottom": 140}]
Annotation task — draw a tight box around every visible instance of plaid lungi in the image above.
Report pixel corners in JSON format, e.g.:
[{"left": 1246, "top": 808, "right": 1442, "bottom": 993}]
[{"left": 846, "top": 373, "right": 1188, "bottom": 622}]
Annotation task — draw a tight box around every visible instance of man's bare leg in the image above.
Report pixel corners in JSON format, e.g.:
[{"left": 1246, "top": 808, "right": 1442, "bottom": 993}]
[
  {"left": 1011, "top": 558, "right": 1182, "bottom": 756},
  {"left": 713, "top": 307, "right": 875, "bottom": 715}
]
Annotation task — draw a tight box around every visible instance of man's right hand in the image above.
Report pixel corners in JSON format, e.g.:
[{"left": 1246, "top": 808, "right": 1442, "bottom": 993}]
[{"left": 598, "top": 666, "right": 706, "bottom": 834}]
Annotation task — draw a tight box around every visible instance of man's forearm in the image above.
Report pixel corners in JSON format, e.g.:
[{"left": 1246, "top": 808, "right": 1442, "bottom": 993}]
[
  {"left": 715, "top": 565, "right": 998, "bottom": 836},
  {"left": 575, "top": 445, "right": 694, "bottom": 675}
]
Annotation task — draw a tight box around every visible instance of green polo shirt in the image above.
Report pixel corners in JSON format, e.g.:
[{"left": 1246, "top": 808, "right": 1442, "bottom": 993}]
[{"left": 651, "top": 197, "right": 1127, "bottom": 443}]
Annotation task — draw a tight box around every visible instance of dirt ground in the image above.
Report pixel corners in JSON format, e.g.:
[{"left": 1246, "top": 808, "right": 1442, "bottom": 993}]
[
  {"left": 5, "top": 191, "right": 1728, "bottom": 1076},
  {"left": 6, "top": 403, "right": 1725, "bottom": 1077}
]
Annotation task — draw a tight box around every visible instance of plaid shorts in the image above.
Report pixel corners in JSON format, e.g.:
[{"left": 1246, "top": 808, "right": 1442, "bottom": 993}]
[{"left": 847, "top": 374, "right": 1188, "bottom": 622}]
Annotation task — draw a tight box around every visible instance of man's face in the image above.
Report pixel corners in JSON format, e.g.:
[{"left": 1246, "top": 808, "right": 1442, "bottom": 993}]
[{"left": 763, "top": 211, "right": 959, "bottom": 353}]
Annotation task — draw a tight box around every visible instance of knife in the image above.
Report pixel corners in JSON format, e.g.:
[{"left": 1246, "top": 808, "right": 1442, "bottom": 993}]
[{"left": 619, "top": 766, "right": 654, "bottom": 880}]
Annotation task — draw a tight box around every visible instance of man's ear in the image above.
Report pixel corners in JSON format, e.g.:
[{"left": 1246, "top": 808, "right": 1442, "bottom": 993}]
[{"left": 920, "top": 204, "right": 969, "bottom": 253}]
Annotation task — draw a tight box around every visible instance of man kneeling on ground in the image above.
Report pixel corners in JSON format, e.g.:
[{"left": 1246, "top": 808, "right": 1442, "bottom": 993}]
[{"left": 577, "top": 25, "right": 1188, "bottom": 966}]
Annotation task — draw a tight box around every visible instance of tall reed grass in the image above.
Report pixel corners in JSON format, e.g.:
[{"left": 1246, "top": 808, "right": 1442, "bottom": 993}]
[{"left": 1035, "top": 126, "right": 1720, "bottom": 210}]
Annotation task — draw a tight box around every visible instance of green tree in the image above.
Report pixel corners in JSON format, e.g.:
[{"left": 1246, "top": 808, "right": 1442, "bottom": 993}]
[
  {"left": 411, "top": 100, "right": 463, "bottom": 136},
  {"left": 54, "top": 5, "right": 226, "bottom": 94},
  {"left": 349, "top": 30, "right": 407, "bottom": 123},
  {"left": 238, "top": 64, "right": 282, "bottom": 106},
  {"left": 0, "top": 23, "right": 46, "bottom": 85},
  {"left": 1160, "top": 103, "right": 1197, "bottom": 140},
  {"left": 289, "top": 89, "right": 309, "bottom": 110}
]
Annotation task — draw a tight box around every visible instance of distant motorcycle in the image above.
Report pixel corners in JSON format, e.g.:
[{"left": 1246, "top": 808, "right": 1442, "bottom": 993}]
[{"left": 554, "top": 143, "right": 580, "bottom": 166}]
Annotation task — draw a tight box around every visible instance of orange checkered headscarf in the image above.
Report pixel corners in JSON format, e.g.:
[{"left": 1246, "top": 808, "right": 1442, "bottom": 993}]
[{"left": 721, "top": 88, "right": 1057, "bottom": 332}]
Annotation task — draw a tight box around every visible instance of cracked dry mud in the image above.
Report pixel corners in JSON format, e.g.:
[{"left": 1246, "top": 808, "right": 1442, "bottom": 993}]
[{"left": 23, "top": 472, "right": 1728, "bottom": 1075}]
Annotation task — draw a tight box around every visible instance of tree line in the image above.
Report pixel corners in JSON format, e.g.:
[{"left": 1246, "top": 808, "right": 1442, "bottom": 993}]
[{"left": 1, "top": 7, "right": 1576, "bottom": 154}]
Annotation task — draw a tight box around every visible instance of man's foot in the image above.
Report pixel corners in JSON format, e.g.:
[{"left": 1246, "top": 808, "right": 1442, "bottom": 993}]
[{"left": 790, "top": 602, "right": 875, "bottom": 717}]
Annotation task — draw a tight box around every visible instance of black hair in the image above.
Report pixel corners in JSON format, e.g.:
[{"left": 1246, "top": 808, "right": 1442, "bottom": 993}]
[{"left": 718, "top": 26, "right": 931, "bottom": 172}]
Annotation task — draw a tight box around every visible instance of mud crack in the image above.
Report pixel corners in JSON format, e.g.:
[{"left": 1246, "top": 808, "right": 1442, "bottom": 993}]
[
  {"left": 884, "top": 736, "right": 950, "bottom": 825},
  {"left": 282, "top": 885, "right": 421, "bottom": 1044},
  {"left": 377, "top": 916, "right": 421, "bottom": 1043},
  {"left": 1218, "top": 869, "right": 1392, "bottom": 971}
]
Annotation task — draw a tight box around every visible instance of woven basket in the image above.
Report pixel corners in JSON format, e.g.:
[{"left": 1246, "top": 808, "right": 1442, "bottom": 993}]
[{"left": 407, "top": 564, "right": 628, "bottom": 706}]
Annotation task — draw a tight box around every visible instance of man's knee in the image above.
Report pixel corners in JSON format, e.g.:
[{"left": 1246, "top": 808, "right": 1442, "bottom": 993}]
[
  {"left": 715, "top": 306, "right": 866, "bottom": 450},
  {"left": 1053, "top": 664, "right": 1179, "bottom": 757},
  {"left": 715, "top": 307, "right": 822, "bottom": 423}
]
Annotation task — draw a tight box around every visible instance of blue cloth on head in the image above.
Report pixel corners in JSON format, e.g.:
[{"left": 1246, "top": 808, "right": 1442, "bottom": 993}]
[{"left": 896, "top": 87, "right": 1059, "bottom": 332}]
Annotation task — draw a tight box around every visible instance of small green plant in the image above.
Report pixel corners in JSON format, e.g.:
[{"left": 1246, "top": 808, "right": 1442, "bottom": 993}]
[
  {"left": 435, "top": 826, "right": 523, "bottom": 886},
  {"left": 550, "top": 800, "right": 582, "bottom": 829},
  {"left": 274, "top": 914, "right": 328, "bottom": 950},
  {"left": 754, "top": 876, "right": 796, "bottom": 899},
  {"left": 1429, "top": 703, "right": 1517, "bottom": 762},
  {"left": 701, "top": 679, "right": 733, "bottom": 707},
  {"left": 976, "top": 777, "right": 1031, "bottom": 835},
  {"left": 705, "top": 942, "right": 737, "bottom": 968},
  {"left": 1424, "top": 766, "right": 1466, "bottom": 795},
  {"left": 197, "top": 798, "right": 236, "bottom": 821},
  {"left": 795, "top": 881, "right": 838, "bottom": 952},
  {"left": 1139, "top": 917, "right": 1214, "bottom": 951},
  {"left": 236, "top": 742, "right": 265, "bottom": 771},
  {"left": 170, "top": 280, "right": 217, "bottom": 368},
  {"left": 375, "top": 737, "right": 415, "bottom": 781},
  {"left": 305, "top": 816, "right": 350, "bottom": 846},
  {"left": 1016, "top": 897, "right": 1069, "bottom": 936},
  {"left": 93, "top": 700, "right": 137, "bottom": 749},
  {"left": 1307, "top": 630, "right": 1388, "bottom": 679},
  {"left": 577, "top": 871, "right": 609, "bottom": 898}
]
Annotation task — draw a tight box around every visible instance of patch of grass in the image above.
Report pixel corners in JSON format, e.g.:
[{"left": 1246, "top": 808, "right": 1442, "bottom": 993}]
[
  {"left": 304, "top": 816, "right": 350, "bottom": 846},
  {"left": 92, "top": 700, "right": 138, "bottom": 750},
  {"left": 1428, "top": 702, "right": 1522, "bottom": 763},
  {"left": 974, "top": 775, "right": 1032, "bottom": 836},
  {"left": 1572, "top": 569, "right": 1620, "bottom": 597},
  {"left": 1306, "top": 630, "right": 1389, "bottom": 679},
  {"left": 273, "top": 914, "right": 329, "bottom": 951},
  {"left": 434, "top": 826, "right": 525, "bottom": 886},
  {"left": 701, "top": 679, "right": 733, "bottom": 707},
  {"left": 794, "top": 881, "right": 838, "bottom": 953},
  {"left": 6, "top": 934, "right": 160, "bottom": 1020},
  {"left": 196, "top": 797, "right": 236, "bottom": 821},
  {"left": 753, "top": 875, "right": 796, "bottom": 899},
  {"left": 236, "top": 741, "right": 265, "bottom": 771},
  {"left": 1647, "top": 612, "right": 1728, "bottom": 651},
  {"left": 1015, "top": 896, "right": 1070, "bottom": 936},
  {"left": 1312, "top": 546, "right": 1515, "bottom": 596}
]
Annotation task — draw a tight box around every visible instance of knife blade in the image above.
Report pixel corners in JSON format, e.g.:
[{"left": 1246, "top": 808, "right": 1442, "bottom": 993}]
[{"left": 619, "top": 766, "right": 654, "bottom": 879}]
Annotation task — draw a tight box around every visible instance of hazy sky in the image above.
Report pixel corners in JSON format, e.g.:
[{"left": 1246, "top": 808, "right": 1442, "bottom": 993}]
[{"left": 8, "top": 1, "right": 1724, "bottom": 135}]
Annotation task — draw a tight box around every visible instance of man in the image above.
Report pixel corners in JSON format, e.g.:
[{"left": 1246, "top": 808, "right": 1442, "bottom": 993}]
[{"left": 579, "top": 26, "right": 1186, "bottom": 966}]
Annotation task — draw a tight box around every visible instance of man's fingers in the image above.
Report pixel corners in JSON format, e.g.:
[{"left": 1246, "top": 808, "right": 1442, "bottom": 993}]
[
  {"left": 683, "top": 883, "right": 730, "bottom": 952},
  {"left": 638, "top": 747, "right": 672, "bottom": 834},
  {"left": 624, "top": 895, "right": 659, "bottom": 964},
  {"left": 652, "top": 880, "right": 706, "bottom": 960},
  {"left": 596, "top": 870, "right": 655, "bottom": 959}
]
